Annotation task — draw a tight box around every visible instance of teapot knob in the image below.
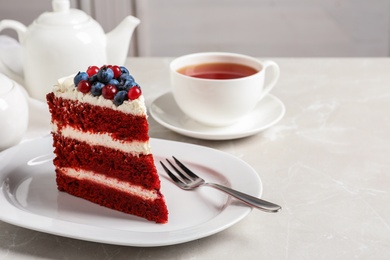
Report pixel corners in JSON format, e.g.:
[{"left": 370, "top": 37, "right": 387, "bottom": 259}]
[{"left": 52, "top": 0, "right": 70, "bottom": 12}]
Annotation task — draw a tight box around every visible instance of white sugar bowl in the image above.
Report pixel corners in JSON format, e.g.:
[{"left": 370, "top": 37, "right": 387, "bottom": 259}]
[{"left": 0, "top": 73, "right": 29, "bottom": 150}]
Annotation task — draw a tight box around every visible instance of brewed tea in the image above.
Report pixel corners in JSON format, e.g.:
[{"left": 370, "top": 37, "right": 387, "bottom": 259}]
[{"left": 177, "top": 62, "right": 258, "bottom": 80}]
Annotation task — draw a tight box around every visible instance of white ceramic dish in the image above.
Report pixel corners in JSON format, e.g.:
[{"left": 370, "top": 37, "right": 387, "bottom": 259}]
[
  {"left": 0, "top": 136, "right": 262, "bottom": 247},
  {"left": 0, "top": 74, "right": 29, "bottom": 150},
  {"left": 150, "top": 92, "right": 285, "bottom": 140}
]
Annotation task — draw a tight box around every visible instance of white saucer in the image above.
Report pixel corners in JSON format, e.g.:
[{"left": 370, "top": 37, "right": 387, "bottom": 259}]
[{"left": 149, "top": 92, "right": 285, "bottom": 140}]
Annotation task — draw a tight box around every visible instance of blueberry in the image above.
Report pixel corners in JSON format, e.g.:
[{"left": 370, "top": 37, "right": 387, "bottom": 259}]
[
  {"left": 108, "top": 78, "right": 119, "bottom": 86},
  {"left": 120, "top": 66, "right": 129, "bottom": 74},
  {"left": 117, "top": 84, "right": 127, "bottom": 91},
  {"left": 113, "top": 90, "right": 128, "bottom": 106},
  {"left": 74, "top": 72, "right": 88, "bottom": 86},
  {"left": 90, "top": 81, "right": 105, "bottom": 96},
  {"left": 119, "top": 73, "right": 134, "bottom": 84},
  {"left": 88, "top": 74, "right": 98, "bottom": 83},
  {"left": 97, "top": 67, "right": 114, "bottom": 83},
  {"left": 120, "top": 79, "right": 132, "bottom": 90}
]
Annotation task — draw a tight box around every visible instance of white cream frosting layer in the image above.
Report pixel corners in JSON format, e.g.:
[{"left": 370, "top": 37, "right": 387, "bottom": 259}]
[
  {"left": 52, "top": 75, "right": 147, "bottom": 116},
  {"left": 52, "top": 123, "right": 151, "bottom": 156},
  {"left": 61, "top": 167, "right": 159, "bottom": 200}
]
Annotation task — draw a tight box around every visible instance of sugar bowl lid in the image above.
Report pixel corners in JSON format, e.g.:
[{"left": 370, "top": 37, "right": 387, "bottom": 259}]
[{"left": 0, "top": 73, "right": 14, "bottom": 95}]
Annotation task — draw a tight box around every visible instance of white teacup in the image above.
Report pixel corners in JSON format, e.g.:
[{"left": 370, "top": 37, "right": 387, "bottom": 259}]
[
  {"left": 170, "top": 52, "right": 280, "bottom": 126},
  {"left": 0, "top": 73, "right": 29, "bottom": 151}
]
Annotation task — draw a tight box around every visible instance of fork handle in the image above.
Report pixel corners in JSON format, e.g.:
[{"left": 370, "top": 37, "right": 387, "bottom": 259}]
[{"left": 206, "top": 183, "right": 281, "bottom": 212}]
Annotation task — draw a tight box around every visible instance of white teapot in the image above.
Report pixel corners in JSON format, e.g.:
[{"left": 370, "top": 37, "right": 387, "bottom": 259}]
[{"left": 0, "top": 0, "right": 140, "bottom": 101}]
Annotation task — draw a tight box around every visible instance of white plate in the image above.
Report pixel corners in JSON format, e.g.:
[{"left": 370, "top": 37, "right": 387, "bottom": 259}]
[
  {"left": 0, "top": 136, "right": 262, "bottom": 247},
  {"left": 150, "top": 92, "right": 285, "bottom": 140}
]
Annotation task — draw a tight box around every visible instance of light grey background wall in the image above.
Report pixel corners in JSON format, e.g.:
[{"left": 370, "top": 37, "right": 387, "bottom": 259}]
[{"left": 1, "top": 0, "right": 389, "bottom": 57}]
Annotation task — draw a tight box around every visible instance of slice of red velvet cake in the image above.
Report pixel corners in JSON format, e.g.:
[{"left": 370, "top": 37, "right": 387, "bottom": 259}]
[{"left": 46, "top": 65, "right": 168, "bottom": 223}]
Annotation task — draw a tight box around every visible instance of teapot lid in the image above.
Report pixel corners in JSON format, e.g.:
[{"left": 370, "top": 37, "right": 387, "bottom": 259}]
[{"left": 35, "top": 0, "right": 90, "bottom": 26}]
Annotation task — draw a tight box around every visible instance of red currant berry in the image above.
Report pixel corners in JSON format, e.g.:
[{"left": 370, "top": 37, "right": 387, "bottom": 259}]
[
  {"left": 111, "top": 65, "right": 122, "bottom": 78},
  {"left": 77, "top": 80, "right": 91, "bottom": 93},
  {"left": 102, "top": 84, "right": 118, "bottom": 100},
  {"left": 86, "top": 66, "right": 99, "bottom": 77},
  {"left": 128, "top": 86, "right": 142, "bottom": 100}
]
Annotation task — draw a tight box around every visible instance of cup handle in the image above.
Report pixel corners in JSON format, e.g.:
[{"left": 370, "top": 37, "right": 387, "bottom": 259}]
[{"left": 258, "top": 60, "right": 280, "bottom": 101}]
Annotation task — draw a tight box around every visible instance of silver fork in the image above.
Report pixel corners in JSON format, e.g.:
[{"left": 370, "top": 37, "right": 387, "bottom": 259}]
[{"left": 160, "top": 156, "right": 281, "bottom": 213}]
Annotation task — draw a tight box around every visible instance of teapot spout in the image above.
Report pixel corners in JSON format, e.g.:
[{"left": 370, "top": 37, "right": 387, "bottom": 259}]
[{"left": 106, "top": 16, "right": 140, "bottom": 65}]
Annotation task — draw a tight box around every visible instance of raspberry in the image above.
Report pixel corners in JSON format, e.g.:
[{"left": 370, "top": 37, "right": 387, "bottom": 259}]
[
  {"left": 102, "top": 84, "right": 118, "bottom": 100},
  {"left": 111, "top": 65, "right": 122, "bottom": 79},
  {"left": 86, "top": 66, "right": 99, "bottom": 77},
  {"left": 77, "top": 80, "right": 91, "bottom": 93},
  {"left": 128, "top": 86, "right": 142, "bottom": 100}
]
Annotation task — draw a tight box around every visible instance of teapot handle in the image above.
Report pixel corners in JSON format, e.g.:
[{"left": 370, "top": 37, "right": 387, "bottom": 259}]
[
  {"left": 0, "top": 20, "right": 26, "bottom": 86},
  {"left": 0, "top": 20, "right": 27, "bottom": 42}
]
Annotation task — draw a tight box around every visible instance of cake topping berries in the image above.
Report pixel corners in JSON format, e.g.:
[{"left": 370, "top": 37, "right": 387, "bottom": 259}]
[
  {"left": 77, "top": 80, "right": 91, "bottom": 93},
  {"left": 74, "top": 65, "right": 142, "bottom": 106},
  {"left": 102, "top": 84, "right": 118, "bottom": 100},
  {"left": 128, "top": 86, "right": 142, "bottom": 101},
  {"left": 86, "top": 66, "right": 99, "bottom": 77}
]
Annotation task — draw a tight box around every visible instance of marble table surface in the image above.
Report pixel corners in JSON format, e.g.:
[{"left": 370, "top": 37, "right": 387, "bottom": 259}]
[{"left": 1, "top": 58, "right": 390, "bottom": 259}]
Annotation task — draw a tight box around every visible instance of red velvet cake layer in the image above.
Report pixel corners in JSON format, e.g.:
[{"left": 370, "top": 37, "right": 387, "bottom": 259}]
[
  {"left": 52, "top": 134, "right": 160, "bottom": 189},
  {"left": 47, "top": 93, "right": 149, "bottom": 142},
  {"left": 56, "top": 169, "right": 168, "bottom": 223},
  {"left": 47, "top": 90, "right": 168, "bottom": 223}
]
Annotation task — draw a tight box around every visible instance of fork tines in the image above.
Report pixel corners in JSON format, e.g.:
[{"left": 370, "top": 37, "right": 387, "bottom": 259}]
[
  {"left": 160, "top": 157, "right": 193, "bottom": 183},
  {"left": 172, "top": 156, "right": 199, "bottom": 179}
]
